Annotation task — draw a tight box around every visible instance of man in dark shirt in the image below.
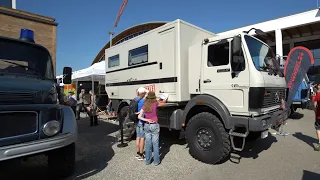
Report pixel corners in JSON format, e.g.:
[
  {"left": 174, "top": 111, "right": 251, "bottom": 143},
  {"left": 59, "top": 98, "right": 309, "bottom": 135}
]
[{"left": 311, "top": 88, "right": 320, "bottom": 151}]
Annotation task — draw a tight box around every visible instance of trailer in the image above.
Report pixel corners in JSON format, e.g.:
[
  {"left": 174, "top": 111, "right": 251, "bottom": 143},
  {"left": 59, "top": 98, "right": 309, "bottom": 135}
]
[{"left": 105, "top": 19, "right": 287, "bottom": 164}]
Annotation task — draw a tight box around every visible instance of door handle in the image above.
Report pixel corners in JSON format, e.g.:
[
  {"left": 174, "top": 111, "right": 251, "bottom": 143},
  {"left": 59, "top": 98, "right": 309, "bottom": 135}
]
[
  {"left": 217, "top": 68, "right": 230, "bottom": 73},
  {"left": 203, "top": 79, "right": 211, "bottom": 83}
]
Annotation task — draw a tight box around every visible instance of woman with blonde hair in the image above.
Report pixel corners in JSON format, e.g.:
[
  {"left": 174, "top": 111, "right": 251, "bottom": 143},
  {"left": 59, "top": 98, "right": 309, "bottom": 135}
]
[{"left": 138, "top": 91, "right": 166, "bottom": 165}]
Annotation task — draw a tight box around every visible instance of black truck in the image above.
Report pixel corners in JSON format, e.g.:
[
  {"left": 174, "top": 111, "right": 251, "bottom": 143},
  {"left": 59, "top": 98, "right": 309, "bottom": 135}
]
[{"left": 0, "top": 29, "right": 77, "bottom": 178}]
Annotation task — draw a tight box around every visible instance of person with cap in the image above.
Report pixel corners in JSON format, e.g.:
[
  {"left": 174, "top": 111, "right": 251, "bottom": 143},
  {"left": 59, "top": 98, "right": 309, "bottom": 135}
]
[
  {"left": 68, "top": 90, "right": 77, "bottom": 116},
  {"left": 134, "top": 87, "right": 148, "bottom": 161}
]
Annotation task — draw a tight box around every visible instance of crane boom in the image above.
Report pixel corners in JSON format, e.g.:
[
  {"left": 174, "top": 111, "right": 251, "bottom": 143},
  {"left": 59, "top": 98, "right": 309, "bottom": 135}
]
[{"left": 114, "top": 0, "right": 128, "bottom": 27}]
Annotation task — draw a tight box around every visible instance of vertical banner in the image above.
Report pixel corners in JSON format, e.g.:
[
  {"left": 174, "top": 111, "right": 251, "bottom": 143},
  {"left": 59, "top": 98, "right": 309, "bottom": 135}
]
[{"left": 283, "top": 46, "right": 314, "bottom": 109}]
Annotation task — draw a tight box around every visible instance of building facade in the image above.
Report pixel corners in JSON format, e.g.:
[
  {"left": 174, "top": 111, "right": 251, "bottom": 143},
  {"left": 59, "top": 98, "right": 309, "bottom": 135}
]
[{"left": 0, "top": 5, "right": 58, "bottom": 74}]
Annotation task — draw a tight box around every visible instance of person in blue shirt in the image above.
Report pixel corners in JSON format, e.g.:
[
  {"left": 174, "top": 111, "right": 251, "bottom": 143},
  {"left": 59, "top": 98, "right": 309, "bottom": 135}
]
[{"left": 135, "top": 87, "right": 148, "bottom": 160}]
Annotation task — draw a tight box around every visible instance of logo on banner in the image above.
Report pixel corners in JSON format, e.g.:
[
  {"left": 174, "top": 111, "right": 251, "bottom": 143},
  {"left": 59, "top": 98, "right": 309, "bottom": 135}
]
[{"left": 136, "top": 84, "right": 156, "bottom": 95}]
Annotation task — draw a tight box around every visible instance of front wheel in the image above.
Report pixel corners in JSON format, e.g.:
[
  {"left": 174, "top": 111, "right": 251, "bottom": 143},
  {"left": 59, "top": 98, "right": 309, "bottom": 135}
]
[
  {"left": 48, "top": 143, "right": 75, "bottom": 178},
  {"left": 186, "top": 112, "right": 231, "bottom": 164}
]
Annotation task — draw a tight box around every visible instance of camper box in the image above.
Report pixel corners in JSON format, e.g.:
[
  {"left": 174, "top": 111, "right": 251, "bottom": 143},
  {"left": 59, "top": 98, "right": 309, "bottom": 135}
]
[{"left": 105, "top": 19, "right": 215, "bottom": 102}]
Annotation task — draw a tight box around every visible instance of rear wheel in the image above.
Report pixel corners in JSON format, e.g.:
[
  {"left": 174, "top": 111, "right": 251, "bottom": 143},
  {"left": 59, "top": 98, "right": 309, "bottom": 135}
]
[{"left": 186, "top": 112, "right": 231, "bottom": 164}]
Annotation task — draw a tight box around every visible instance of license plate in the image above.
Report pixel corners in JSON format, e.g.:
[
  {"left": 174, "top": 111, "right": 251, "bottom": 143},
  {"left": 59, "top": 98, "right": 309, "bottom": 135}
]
[{"left": 261, "top": 130, "right": 269, "bottom": 139}]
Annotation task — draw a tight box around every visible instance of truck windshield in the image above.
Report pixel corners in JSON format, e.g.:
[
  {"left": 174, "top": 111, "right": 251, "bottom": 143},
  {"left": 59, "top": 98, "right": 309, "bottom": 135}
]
[
  {"left": 0, "top": 38, "right": 54, "bottom": 80},
  {"left": 244, "top": 35, "right": 282, "bottom": 77}
]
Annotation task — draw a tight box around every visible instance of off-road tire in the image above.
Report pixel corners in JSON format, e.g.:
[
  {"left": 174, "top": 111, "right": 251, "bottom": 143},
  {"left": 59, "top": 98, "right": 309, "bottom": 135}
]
[
  {"left": 48, "top": 143, "right": 75, "bottom": 178},
  {"left": 186, "top": 112, "right": 231, "bottom": 164}
]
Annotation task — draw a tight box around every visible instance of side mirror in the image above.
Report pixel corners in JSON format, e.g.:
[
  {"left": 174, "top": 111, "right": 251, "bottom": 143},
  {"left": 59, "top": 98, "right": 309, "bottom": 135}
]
[
  {"left": 232, "top": 36, "right": 241, "bottom": 55},
  {"left": 231, "top": 56, "right": 245, "bottom": 73},
  {"left": 63, "top": 67, "right": 72, "bottom": 84}
]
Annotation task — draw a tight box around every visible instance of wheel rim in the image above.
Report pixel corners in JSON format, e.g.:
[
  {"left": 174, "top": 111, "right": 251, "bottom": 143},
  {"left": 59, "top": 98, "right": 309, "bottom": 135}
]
[{"left": 196, "top": 127, "right": 215, "bottom": 150}]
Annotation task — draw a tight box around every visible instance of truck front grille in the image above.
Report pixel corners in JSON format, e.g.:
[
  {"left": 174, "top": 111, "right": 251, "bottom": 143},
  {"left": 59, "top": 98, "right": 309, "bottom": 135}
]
[
  {"left": 0, "top": 91, "right": 34, "bottom": 105},
  {"left": 0, "top": 111, "right": 38, "bottom": 139},
  {"left": 263, "top": 88, "right": 286, "bottom": 108}
]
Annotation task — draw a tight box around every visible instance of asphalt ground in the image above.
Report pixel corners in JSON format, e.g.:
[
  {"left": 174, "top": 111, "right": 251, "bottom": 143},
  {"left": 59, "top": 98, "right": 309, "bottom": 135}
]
[{"left": 0, "top": 110, "right": 319, "bottom": 180}]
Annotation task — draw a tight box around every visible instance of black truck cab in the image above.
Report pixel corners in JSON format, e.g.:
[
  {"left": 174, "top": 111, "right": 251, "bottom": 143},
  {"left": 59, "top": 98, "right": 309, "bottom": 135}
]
[{"left": 0, "top": 29, "right": 77, "bottom": 178}]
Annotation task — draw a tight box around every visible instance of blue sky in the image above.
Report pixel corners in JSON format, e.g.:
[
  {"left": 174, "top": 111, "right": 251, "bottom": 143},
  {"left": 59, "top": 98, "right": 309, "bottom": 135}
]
[{"left": 18, "top": 0, "right": 318, "bottom": 75}]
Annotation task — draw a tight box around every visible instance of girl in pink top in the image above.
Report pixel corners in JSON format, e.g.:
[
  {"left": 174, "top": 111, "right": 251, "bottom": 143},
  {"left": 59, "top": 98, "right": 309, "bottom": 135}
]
[{"left": 138, "top": 91, "right": 166, "bottom": 165}]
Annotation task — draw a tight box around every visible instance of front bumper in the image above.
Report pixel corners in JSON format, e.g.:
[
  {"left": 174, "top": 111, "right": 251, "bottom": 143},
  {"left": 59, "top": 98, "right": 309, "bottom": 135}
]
[
  {"left": 0, "top": 105, "right": 78, "bottom": 162},
  {"left": 0, "top": 132, "right": 77, "bottom": 162},
  {"left": 231, "top": 109, "right": 285, "bottom": 132},
  {"left": 248, "top": 110, "right": 285, "bottom": 131}
]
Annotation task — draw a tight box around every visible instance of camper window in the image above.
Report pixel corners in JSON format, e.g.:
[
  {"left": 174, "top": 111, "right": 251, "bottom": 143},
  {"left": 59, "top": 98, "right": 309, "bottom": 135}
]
[
  {"left": 207, "top": 41, "right": 230, "bottom": 67},
  {"left": 128, "top": 45, "right": 148, "bottom": 66},
  {"left": 108, "top": 54, "right": 120, "bottom": 68}
]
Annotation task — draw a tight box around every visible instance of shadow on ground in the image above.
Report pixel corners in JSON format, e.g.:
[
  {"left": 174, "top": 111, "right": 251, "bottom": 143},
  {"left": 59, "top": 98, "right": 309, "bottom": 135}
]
[
  {"left": 302, "top": 170, "right": 320, "bottom": 180},
  {"left": 289, "top": 112, "right": 304, "bottom": 120},
  {"left": 159, "top": 128, "right": 186, "bottom": 161},
  {"left": 0, "top": 118, "right": 119, "bottom": 180},
  {"left": 292, "top": 132, "right": 318, "bottom": 149},
  {"left": 229, "top": 132, "right": 278, "bottom": 164}
]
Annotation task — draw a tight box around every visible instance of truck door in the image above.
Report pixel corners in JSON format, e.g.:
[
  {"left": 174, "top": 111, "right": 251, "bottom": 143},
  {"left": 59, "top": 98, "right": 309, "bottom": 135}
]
[
  {"left": 158, "top": 28, "right": 176, "bottom": 94},
  {"left": 200, "top": 38, "right": 250, "bottom": 114}
]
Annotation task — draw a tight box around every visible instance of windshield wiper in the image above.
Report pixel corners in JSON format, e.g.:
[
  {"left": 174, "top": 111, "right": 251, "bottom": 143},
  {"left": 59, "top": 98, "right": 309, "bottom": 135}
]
[{"left": 2, "top": 60, "right": 42, "bottom": 76}]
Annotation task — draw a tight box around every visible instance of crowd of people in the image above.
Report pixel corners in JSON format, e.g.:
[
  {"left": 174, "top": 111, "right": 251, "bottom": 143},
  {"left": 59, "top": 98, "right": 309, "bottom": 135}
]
[{"left": 66, "top": 88, "right": 99, "bottom": 126}]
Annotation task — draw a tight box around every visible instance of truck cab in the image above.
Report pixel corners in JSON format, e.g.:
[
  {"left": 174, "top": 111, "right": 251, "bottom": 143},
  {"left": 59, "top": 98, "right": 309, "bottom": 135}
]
[{"left": 0, "top": 29, "right": 77, "bottom": 178}]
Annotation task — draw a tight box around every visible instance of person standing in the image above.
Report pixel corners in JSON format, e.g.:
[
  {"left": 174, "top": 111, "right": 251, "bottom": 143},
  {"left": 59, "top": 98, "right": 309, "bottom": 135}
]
[
  {"left": 311, "top": 84, "right": 320, "bottom": 151},
  {"left": 68, "top": 91, "right": 77, "bottom": 116},
  {"left": 76, "top": 89, "right": 86, "bottom": 120},
  {"left": 134, "top": 87, "right": 148, "bottom": 160},
  {"left": 138, "top": 91, "right": 166, "bottom": 165},
  {"left": 88, "top": 90, "right": 98, "bottom": 126}
]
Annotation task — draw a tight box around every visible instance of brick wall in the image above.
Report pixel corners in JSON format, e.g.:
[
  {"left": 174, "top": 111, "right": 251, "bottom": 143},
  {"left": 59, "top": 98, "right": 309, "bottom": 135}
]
[{"left": 0, "top": 6, "right": 58, "bottom": 74}]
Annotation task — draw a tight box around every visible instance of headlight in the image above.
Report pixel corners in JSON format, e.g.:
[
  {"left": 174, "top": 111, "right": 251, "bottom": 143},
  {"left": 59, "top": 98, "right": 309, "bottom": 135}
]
[{"left": 43, "top": 120, "right": 61, "bottom": 136}]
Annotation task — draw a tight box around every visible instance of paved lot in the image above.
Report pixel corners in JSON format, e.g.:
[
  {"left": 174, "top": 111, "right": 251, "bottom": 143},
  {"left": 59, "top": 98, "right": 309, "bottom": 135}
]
[{"left": 0, "top": 110, "right": 320, "bottom": 180}]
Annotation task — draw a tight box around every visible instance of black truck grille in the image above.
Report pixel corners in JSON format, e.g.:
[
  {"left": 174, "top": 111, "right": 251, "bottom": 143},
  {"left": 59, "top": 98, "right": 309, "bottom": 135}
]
[
  {"left": 0, "top": 111, "right": 38, "bottom": 139},
  {"left": 262, "top": 88, "right": 286, "bottom": 108},
  {"left": 0, "top": 91, "right": 34, "bottom": 105}
]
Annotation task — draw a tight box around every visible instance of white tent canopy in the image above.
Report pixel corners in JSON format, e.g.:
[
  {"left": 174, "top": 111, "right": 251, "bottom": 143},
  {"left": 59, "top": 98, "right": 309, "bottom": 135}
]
[
  {"left": 56, "top": 61, "right": 105, "bottom": 83},
  {"left": 56, "top": 61, "right": 105, "bottom": 93}
]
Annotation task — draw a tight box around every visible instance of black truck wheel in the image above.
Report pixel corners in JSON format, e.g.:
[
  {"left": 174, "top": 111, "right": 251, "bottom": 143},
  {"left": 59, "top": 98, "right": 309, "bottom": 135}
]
[
  {"left": 48, "top": 143, "right": 75, "bottom": 178},
  {"left": 186, "top": 112, "right": 231, "bottom": 164}
]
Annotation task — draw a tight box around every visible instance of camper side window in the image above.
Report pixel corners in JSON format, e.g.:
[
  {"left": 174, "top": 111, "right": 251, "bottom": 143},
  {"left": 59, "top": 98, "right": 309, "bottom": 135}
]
[
  {"left": 108, "top": 54, "right": 120, "bottom": 68},
  {"left": 128, "top": 45, "right": 148, "bottom": 66},
  {"left": 207, "top": 41, "right": 229, "bottom": 67}
]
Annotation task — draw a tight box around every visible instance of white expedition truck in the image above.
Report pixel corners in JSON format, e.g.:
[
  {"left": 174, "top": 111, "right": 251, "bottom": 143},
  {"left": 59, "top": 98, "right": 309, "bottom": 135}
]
[{"left": 105, "top": 19, "right": 287, "bottom": 164}]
